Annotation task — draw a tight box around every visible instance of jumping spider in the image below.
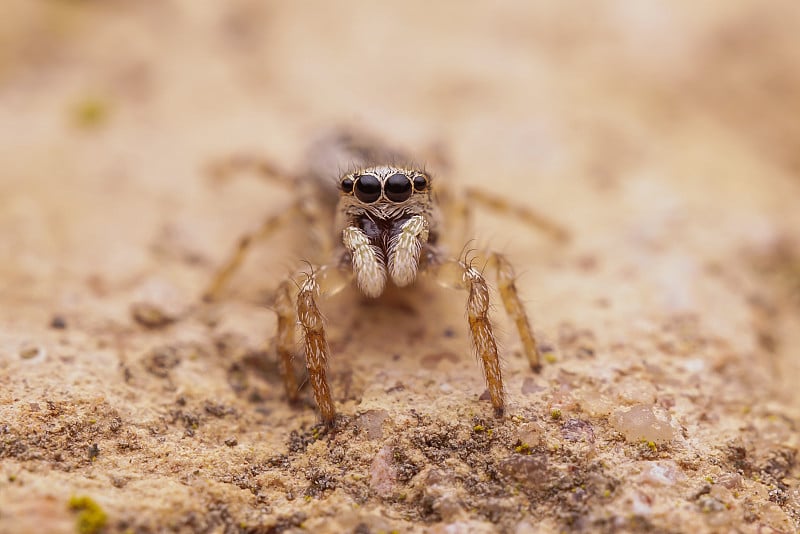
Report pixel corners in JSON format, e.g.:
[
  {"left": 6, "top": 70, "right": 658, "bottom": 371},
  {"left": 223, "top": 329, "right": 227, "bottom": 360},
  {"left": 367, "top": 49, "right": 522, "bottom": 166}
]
[{"left": 204, "top": 129, "right": 568, "bottom": 427}]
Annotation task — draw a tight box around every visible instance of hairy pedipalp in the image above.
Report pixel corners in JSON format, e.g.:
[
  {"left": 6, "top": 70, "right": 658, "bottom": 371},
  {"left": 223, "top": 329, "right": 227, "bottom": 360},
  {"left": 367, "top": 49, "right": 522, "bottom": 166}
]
[{"left": 388, "top": 215, "right": 429, "bottom": 287}]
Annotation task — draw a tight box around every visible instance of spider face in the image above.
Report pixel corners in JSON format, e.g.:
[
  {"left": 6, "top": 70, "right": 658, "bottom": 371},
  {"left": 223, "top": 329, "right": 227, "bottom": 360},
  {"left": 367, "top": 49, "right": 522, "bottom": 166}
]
[{"left": 336, "top": 166, "right": 435, "bottom": 299}]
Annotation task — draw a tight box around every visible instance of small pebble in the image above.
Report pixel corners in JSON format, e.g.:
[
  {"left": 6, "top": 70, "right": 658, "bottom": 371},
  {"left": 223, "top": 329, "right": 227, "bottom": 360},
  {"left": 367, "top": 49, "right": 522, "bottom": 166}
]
[
  {"left": 638, "top": 461, "right": 685, "bottom": 486},
  {"left": 130, "top": 301, "right": 176, "bottom": 329},
  {"left": 369, "top": 445, "right": 397, "bottom": 498},
  {"left": 355, "top": 410, "right": 388, "bottom": 440},
  {"left": 611, "top": 404, "right": 676, "bottom": 445},
  {"left": 515, "top": 422, "right": 545, "bottom": 448},
  {"left": 19, "top": 345, "right": 44, "bottom": 360}
]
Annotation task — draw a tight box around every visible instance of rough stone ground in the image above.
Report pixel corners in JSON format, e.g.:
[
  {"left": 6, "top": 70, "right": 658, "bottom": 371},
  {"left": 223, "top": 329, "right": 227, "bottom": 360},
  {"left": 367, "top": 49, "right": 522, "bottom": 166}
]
[{"left": 1, "top": 2, "right": 800, "bottom": 533}]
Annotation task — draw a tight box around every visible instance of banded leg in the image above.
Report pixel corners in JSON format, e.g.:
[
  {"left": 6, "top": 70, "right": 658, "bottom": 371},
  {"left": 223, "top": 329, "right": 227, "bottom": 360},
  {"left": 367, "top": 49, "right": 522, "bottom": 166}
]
[
  {"left": 490, "top": 253, "right": 541, "bottom": 372},
  {"left": 203, "top": 202, "right": 304, "bottom": 301},
  {"left": 431, "top": 258, "right": 505, "bottom": 417},
  {"left": 274, "top": 280, "right": 300, "bottom": 402},
  {"left": 294, "top": 264, "right": 351, "bottom": 427},
  {"left": 297, "top": 273, "right": 334, "bottom": 426}
]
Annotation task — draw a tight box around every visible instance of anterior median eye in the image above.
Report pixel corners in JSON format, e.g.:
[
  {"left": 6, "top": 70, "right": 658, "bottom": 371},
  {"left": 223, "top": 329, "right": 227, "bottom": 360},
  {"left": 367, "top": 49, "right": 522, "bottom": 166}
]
[
  {"left": 385, "top": 173, "right": 412, "bottom": 202},
  {"left": 354, "top": 174, "right": 381, "bottom": 203}
]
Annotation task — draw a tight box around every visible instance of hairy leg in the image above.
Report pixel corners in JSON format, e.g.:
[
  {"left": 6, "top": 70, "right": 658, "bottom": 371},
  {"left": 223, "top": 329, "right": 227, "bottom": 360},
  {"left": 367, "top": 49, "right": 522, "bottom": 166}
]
[
  {"left": 430, "top": 257, "right": 505, "bottom": 417},
  {"left": 293, "top": 264, "right": 351, "bottom": 427},
  {"left": 489, "top": 252, "right": 541, "bottom": 372}
]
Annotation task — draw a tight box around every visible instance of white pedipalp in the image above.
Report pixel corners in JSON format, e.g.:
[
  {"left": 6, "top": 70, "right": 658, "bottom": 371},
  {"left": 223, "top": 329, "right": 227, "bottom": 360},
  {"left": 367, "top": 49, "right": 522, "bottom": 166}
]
[
  {"left": 388, "top": 215, "right": 429, "bottom": 287},
  {"left": 342, "top": 226, "right": 387, "bottom": 298}
]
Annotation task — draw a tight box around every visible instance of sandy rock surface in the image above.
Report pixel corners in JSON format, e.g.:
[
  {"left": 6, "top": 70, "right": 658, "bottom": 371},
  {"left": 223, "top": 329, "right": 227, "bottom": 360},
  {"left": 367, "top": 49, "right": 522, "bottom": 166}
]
[{"left": 1, "top": 2, "right": 799, "bottom": 533}]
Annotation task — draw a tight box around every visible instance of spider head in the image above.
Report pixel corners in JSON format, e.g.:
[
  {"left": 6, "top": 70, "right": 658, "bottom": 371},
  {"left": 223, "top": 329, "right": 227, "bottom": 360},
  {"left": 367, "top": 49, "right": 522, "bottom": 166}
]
[{"left": 338, "top": 166, "right": 435, "bottom": 297}]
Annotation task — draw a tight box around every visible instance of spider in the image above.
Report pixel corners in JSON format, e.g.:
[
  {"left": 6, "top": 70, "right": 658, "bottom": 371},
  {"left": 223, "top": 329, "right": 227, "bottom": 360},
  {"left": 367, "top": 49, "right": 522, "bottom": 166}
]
[{"left": 203, "top": 129, "right": 568, "bottom": 428}]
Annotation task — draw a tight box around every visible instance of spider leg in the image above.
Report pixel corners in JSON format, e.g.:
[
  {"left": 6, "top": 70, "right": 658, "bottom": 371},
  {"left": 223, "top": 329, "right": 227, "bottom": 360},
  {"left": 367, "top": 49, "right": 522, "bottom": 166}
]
[
  {"left": 294, "top": 263, "right": 351, "bottom": 427},
  {"left": 273, "top": 279, "right": 300, "bottom": 403},
  {"left": 206, "top": 154, "right": 299, "bottom": 189},
  {"left": 203, "top": 201, "right": 306, "bottom": 301},
  {"left": 488, "top": 252, "right": 542, "bottom": 372},
  {"left": 464, "top": 187, "right": 570, "bottom": 243},
  {"left": 428, "top": 256, "right": 505, "bottom": 417}
]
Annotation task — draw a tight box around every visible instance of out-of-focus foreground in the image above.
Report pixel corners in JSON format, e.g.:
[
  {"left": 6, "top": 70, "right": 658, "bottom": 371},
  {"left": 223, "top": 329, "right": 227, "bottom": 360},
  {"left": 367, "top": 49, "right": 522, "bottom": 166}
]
[{"left": 1, "top": 2, "right": 799, "bottom": 533}]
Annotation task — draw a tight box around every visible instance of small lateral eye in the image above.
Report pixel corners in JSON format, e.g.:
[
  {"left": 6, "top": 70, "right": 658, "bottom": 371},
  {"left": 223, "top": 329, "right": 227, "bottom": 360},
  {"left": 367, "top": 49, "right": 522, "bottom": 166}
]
[
  {"left": 341, "top": 177, "right": 354, "bottom": 193},
  {"left": 413, "top": 174, "right": 429, "bottom": 192},
  {"left": 385, "top": 173, "right": 412, "bottom": 202},
  {"left": 354, "top": 174, "right": 381, "bottom": 203}
]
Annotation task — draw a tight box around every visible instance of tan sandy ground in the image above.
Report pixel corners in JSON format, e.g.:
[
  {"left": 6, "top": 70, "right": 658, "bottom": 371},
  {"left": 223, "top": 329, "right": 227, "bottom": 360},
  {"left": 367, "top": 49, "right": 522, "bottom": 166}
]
[{"left": 1, "top": 2, "right": 800, "bottom": 533}]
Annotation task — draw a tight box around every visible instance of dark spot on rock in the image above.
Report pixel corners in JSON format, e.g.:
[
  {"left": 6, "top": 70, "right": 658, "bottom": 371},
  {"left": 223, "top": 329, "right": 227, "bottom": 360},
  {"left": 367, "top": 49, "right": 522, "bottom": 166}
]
[
  {"left": 204, "top": 402, "right": 236, "bottom": 418},
  {"left": 304, "top": 467, "right": 336, "bottom": 497},
  {"left": 392, "top": 448, "right": 421, "bottom": 483},
  {"left": 143, "top": 346, "right": 181, "bottom": 378},
  {"left": 691, "top": 484, "right": 711, "bottom": 500},
  {"left": 386, "top": 382, "right": 405, "bottom": 393},
  {"left": 760, "top": 446, "right": 796, "bottom": 482},
  {"left": 287, "top": 426, "right": 324, "bottom": 454},
  {"left": 726, "top": 441, "right": 750, "bottom": 474}
]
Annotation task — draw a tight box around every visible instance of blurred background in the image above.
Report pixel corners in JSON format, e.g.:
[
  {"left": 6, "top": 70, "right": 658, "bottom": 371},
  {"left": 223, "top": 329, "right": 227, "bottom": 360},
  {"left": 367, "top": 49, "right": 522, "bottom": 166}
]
[{"left": 2, "top": 0, "right": 800, "bottom": 395}]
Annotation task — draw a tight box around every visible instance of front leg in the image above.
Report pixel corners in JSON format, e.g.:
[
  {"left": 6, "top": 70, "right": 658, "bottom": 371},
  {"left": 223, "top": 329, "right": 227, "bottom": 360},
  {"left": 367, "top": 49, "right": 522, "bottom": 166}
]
[
  {"left": 463, "top": 264, "right": 505, "bottom": 417},
  {"left": 297, "top": 274, "right": 336, "bottom": 427},
  {"left": 430, "top": 258, "right": 505, "bottom": 417},
  {"left": 293, "top": 264, "right": 351, "bottom": 427}
]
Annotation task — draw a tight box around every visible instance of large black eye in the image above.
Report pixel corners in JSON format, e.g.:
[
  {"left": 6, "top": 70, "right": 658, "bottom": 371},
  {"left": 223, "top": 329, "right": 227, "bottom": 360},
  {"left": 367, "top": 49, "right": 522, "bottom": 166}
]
[
  {"left": 341, "top": 177, "right": 354, "bottom": 193},
  {"left": 354, "top": 174, "right": 381, "bottom": 203},
  {"left": 385, "top": 173, "right": 412, "bottom": 202},
  {"left": 413, "top": 174, "right": 429, "bottom": 192}
]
